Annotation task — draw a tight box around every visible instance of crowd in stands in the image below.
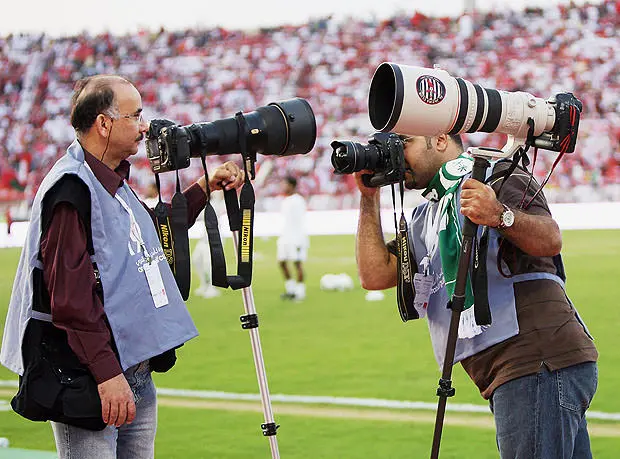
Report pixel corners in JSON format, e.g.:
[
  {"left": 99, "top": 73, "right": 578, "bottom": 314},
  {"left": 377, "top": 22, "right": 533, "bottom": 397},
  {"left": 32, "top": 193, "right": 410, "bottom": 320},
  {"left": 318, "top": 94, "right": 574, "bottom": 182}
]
[{"left": 1, "top": 0, "right": 619, "bottom": 213}]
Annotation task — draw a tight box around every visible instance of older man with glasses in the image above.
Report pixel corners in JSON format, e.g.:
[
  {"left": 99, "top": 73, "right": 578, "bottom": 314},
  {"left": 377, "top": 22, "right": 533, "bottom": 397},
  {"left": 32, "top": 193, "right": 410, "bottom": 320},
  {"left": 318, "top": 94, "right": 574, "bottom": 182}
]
[{"left": 1, "top": 75, "right": 244, "bottom": 459}]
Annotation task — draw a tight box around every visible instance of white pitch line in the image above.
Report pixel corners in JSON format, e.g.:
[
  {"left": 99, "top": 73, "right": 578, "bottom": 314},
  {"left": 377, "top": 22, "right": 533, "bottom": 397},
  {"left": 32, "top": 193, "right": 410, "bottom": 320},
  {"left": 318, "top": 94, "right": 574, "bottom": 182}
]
[
  {"left": 1, "top": 380, "right": 618, "bottom": 421},
  {"left": 155, "top": 388, "right": 620, "bottom": 422}
]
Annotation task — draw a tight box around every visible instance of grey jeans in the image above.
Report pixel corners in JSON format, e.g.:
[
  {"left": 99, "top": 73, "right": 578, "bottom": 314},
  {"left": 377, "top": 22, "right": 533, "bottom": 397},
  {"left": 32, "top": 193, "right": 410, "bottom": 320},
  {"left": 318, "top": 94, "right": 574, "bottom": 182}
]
[{"left": 52, "top": 362, "right": 156, "bottom": 459}]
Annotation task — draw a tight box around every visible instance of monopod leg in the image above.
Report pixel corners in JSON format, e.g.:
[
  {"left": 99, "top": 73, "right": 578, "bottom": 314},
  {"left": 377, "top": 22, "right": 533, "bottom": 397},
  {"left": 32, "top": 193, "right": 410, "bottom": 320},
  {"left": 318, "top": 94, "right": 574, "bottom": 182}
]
[
  {"left": 429, "top": 156, "right": 490, "bottom": 459},
  {"left": 232, "top": 231, "right": 281, "bottom": 459}
]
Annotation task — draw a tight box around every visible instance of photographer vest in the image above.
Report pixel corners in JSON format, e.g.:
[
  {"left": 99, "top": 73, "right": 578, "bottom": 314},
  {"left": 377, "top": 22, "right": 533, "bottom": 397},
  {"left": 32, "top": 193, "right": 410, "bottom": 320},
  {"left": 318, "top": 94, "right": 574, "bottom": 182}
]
[
  {"left": 1, "top": 140, "right": 198, "bottom": 376},
  {"left": 409, "top": 184, "right": 567, "bottom": 369}
]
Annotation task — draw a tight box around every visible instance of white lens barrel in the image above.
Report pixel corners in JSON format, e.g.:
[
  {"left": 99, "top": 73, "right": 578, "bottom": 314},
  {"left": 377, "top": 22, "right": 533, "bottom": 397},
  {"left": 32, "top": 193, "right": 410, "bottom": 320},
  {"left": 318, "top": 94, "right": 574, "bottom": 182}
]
[
  {"left": 497, "top": 91, "right": 556, "bottom": 138},
  {"left": 368, "top": 62, "right": 556, "bottom": 139}
]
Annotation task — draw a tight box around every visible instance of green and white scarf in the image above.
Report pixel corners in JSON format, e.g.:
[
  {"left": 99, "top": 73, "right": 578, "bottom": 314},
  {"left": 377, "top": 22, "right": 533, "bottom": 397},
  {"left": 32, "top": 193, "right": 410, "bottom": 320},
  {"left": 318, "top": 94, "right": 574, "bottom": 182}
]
[{"left": 421, "top": 154, "right": 484, "bottom": 339}]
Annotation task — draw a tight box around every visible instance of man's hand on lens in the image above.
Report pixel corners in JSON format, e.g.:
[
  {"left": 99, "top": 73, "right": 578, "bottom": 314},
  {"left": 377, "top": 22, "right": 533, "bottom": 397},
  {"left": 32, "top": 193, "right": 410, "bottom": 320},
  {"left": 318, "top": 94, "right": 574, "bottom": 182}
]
[
  {"left": 203, "top": 161, "right": 245, "bottom": 193},
  {"left": 460, "top": 178, "right": 504, "bottom": 227},
  {"left": 354, "top": 170, "right": 379, "bottom": 197},
  {"left": 97, "top": 373, "right": 136, "bottom": 427}
]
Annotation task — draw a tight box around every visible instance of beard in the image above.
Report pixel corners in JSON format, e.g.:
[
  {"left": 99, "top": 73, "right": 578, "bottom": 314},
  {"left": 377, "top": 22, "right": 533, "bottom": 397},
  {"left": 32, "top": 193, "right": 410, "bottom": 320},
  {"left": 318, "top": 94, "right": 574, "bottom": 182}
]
[{"left": 404, "top": 169, "right": 416, "bottom": 190}]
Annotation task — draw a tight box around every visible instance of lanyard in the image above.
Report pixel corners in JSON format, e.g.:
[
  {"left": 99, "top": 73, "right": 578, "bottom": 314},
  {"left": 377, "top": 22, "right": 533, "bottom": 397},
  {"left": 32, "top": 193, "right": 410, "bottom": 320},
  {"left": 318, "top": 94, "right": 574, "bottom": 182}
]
[
  {"left": 83, "top": 160, "right": 152, "bottom": 264},
  {"left": 115, "top": 192, "right": 152, "bottom": 263}
]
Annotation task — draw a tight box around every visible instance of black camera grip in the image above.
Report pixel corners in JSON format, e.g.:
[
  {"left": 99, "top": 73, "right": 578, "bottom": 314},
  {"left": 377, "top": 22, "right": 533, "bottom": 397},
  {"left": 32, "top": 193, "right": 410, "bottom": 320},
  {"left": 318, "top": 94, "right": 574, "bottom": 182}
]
[{"left": 361, "top": 173, "right": 383, "bottom": 188}]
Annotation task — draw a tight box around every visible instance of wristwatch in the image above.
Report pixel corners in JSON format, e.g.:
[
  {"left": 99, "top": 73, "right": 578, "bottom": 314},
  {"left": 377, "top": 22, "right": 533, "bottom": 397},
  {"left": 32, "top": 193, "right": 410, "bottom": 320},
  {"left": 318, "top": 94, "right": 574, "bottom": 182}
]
[{"left": 497, "top": 204, "right": 515, "bottom": 230}]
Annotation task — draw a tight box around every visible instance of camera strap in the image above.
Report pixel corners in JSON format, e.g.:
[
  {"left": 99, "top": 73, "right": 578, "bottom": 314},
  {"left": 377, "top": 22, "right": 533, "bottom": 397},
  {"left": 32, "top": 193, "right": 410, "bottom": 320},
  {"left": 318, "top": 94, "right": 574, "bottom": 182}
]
[
  {"left": 392, "top": 182, "right": 418, "bottom": 322},
  {"left": 471, "top": 120, "right": 536, "bottom": 322},
  {"left": 200, "top": 150, "right": 255, "bottom": 290},
  {"left": 472, "top": 228, "right": 491, "bottom": 326},
  {"left": 153, "top": 172, "right": 191, "bottom": 300}
]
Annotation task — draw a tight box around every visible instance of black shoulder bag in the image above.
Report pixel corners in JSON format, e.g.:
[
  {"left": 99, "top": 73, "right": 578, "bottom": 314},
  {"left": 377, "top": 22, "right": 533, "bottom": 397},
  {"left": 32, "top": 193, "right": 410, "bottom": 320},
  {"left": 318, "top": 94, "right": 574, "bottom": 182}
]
[
  {"left": 11, "top": 176, "right": 107, "bottom": 431},
  {"left": 12, "top": 175, "right": 179, "bottom": 431}
]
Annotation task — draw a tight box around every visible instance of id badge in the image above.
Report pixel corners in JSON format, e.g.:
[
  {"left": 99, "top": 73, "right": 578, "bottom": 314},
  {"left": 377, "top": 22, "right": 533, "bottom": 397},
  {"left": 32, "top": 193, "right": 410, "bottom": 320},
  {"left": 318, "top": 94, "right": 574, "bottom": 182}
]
[
  {"left": 413, "top": 273, "right": 433, "bottom": 316},
  {"left": 143, "top": 260, "right": 169, "bottom": 308}
]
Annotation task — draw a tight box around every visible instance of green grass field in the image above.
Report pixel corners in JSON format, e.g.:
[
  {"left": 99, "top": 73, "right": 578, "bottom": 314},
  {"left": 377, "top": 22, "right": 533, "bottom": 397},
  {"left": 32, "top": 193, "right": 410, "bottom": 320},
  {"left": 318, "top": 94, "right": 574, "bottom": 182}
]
[{"left": 0, "top": 230, "right": 619, "bottom": 458}]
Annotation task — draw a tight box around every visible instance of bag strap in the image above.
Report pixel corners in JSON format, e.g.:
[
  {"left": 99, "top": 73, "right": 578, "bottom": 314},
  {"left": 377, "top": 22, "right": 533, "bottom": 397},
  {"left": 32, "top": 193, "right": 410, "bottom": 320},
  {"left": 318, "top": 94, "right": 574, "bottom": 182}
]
[
  {"left": 41, "top": 175, "right": 94, "bottom": 256},
  {"left": 36, "top": 175, "right": 102, "bottom": 315}
]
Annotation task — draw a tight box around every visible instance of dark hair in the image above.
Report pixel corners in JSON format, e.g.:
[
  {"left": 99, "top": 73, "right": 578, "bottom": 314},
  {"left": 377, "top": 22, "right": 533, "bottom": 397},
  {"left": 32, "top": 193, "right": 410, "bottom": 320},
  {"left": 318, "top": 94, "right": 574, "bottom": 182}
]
[
  {"left": 449, "top": 134, "right": 464, "bottom": 152},
  {"left": 285, "top": 176, "right": 297, "bottom": 188},
  {"left": 70, "top": 75, "right": 130, "bottom": 134}
]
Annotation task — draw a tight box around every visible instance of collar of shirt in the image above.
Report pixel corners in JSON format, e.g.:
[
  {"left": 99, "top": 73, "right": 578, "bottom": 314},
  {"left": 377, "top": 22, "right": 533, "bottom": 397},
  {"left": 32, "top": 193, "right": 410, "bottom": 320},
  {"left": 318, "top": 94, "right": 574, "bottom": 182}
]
[{"left": 83, "top": 149, "right": 132, "bottom": 197}]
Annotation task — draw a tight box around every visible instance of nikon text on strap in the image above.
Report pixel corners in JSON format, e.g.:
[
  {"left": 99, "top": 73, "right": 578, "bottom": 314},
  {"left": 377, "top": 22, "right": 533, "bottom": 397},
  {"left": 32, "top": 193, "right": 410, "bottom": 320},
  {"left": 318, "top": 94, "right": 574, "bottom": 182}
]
[
  {"left": 153, "top": 172, "right": 191, "bottom": 300},
  {"left": 200, "top": 111, "right": 256, "bottom": 290},
  {"left": 393, "top": 182, "right": 418, "bottom": 321},
  {"left": 206, "top": 182, "right": 255, "bottom": 290}
]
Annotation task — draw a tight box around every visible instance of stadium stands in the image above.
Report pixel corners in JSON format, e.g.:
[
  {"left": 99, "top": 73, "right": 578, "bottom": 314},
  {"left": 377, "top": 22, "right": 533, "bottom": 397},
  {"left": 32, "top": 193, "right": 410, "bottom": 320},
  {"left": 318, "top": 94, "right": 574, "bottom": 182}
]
[{"left": 1, "top": 0, "right": 618, "bottom": 212}]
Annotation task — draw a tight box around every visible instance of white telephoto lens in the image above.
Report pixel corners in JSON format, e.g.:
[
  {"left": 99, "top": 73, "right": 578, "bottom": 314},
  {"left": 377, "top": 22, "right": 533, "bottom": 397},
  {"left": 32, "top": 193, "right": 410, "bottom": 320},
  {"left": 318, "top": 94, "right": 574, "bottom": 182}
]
[{"left": 368, "top": 63, "right": 556, "bottom": 141}]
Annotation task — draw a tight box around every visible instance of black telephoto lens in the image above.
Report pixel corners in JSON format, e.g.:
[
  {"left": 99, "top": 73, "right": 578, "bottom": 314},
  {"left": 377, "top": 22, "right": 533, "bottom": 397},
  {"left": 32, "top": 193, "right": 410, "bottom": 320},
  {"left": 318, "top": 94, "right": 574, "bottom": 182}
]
[
  {"left": 146, "top": 98, "right": 317, "bottom": 173},
  {"left": 187, "top": 97, "right": 316, "bottom": 157}
]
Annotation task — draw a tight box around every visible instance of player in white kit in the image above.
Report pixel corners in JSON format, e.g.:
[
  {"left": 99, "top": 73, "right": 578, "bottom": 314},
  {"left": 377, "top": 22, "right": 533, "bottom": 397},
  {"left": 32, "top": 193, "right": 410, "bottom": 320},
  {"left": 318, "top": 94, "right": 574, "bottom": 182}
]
[{"left": 277, "top": 176, "right": 309, "bottom": 301}]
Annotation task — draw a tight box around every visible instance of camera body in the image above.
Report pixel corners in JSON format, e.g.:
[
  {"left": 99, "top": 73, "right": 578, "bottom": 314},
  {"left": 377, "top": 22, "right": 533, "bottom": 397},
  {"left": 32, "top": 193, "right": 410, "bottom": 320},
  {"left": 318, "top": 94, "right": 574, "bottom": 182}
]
[
  {"left": 146, "top": 120, "right": 191, "bottom": 174},
  {"left": 146, "top": 98, "right": 317, "bottom": 173},
  {"left": 531, "top": 92, "right": 582, "bottom": 153},
  {"left": 331, "top": 132, "right": 406, "bottom": 187}
]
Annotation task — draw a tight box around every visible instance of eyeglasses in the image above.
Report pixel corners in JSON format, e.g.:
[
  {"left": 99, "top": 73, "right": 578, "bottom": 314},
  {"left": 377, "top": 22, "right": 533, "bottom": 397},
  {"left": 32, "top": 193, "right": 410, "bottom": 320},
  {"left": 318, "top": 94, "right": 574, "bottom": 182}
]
[
  {"left": 102, "top": 111, "right": 145, "bottom": 124},
  {"left": 119, "top": 112, "right": 145, "bottom": 123}
]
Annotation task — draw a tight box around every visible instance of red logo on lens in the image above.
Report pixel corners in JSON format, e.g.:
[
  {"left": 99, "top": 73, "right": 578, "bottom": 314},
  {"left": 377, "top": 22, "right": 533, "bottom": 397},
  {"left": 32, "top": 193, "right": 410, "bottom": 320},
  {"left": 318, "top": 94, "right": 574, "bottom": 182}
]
[{"left": 416, "top": 75, "right": 446, "bottom": 105}]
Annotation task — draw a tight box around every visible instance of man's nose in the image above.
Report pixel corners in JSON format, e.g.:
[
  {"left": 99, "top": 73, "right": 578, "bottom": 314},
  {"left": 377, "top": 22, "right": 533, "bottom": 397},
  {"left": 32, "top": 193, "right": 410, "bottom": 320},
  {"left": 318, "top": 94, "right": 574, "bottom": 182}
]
[{"left": 140, "top": 118, "right": 149, "bottom": 133}]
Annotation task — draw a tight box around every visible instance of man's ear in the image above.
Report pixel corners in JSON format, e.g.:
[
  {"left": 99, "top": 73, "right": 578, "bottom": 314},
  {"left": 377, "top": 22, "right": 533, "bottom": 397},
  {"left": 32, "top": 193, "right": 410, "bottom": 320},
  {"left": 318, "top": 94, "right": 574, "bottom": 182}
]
[
  {"left": 435, "top": 134, "right": 449, "bottom": 152},
  {"left": 96, "top": 114, "right": 110, "bottom": 137}
]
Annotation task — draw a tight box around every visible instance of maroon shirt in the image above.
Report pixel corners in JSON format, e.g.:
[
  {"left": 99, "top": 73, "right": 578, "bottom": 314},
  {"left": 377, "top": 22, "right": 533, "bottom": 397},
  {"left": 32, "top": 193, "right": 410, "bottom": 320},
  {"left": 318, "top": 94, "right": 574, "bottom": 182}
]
[{"left": 40, "top": 151, "right": 207, "bottom": 383}]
